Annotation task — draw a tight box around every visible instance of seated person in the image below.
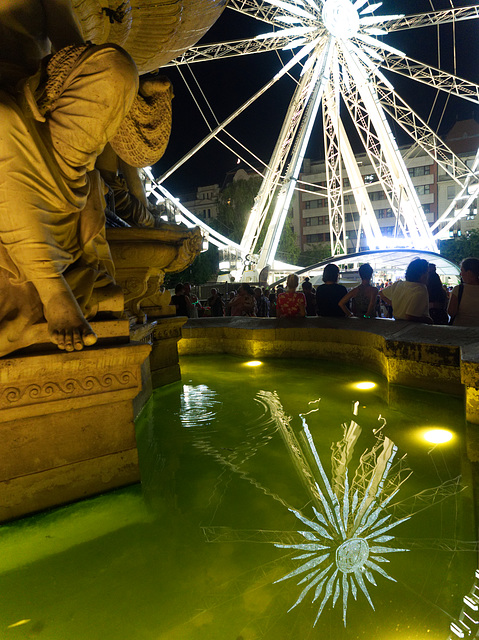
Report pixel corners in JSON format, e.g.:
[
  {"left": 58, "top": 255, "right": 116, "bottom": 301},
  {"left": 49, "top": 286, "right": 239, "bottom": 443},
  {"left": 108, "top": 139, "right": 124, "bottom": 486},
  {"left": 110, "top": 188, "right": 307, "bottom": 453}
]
[
  {"left": 380, "top": 258, "right": 432, "bottom": 323},
  {"left": 254, "top": 287, "right": 270, "bottom": 317},
  {"left": 189, "top": 294, "right": 203, "bottom": 318},
  {"left": 427, "top": 264, "right": 449, "bottom": 325},
  {"left": 225, "top": 290, "right": 236, "bottom": 316},
  {"left": 316, "top": 264, "right": 348, "bottom": 317},
  {"left": 268, "top": 292, "right": 277, "bottom": 318},
  {"left": 448, "top": 257, "right": 479, "bottom": 326},
  {"left": 277, "top": 274, "right": 306, "bottom": 318},
  {"left": 302, "top": 280, "right": 317, "bottom": 316},
  {"left": 339, "top": 263, "right": 378, "bottom": 318}
]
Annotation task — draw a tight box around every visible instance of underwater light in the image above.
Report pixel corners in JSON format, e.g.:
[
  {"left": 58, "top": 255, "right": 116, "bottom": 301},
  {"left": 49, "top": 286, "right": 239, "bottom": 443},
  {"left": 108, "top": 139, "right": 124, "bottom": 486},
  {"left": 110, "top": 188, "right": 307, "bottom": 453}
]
[
  {"left": 7, "top": 620, "right": 31, "bottom": 629},
  {"left": 245, "top": 361, "right": 263, "bottom": 367},
  {"left": 354, "top": 381, "right": 376, "bottom": 390},
  {"left": 423, "top": 429, "right": 453, "bottom": 444}
]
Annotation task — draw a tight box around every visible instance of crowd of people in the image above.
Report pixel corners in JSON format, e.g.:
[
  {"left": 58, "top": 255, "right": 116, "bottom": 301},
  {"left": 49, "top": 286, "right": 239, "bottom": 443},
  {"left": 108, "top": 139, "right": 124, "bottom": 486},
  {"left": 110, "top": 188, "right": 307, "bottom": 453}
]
[{"left": 168, "top": 257, "right": 479, "bottom": 327}]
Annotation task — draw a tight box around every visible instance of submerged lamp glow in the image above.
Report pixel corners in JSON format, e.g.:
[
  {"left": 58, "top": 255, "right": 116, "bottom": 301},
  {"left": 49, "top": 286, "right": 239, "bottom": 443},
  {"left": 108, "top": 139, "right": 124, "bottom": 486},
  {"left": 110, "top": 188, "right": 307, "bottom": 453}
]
[
  {"left": 355, "top": 381, "right": 376, "bottom": 390},
  {"left": 245, "top": 361, "right": 263, "bottom": 367},
  {"left": 423, "top": 429, "right": 453, "bottom": 444}
]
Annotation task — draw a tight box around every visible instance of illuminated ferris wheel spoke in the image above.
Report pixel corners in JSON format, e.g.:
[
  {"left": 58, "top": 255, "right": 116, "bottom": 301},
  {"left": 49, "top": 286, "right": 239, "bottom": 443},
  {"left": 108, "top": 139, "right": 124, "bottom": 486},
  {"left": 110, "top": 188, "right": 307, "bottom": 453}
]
[
  {"left": 323, "top": 85, "right": 383, "bottom": 250},
  {"left": 168, "top": 38, "right": 283, "bottom": 65},
  {"left": 255, "top": 41, "right": 334, "bottom": 271},
  {"left": 159, "top": 38, "right": 318, "bottom": 185},
  {"left": 379, "top": 55, "right": 479, "bottom": 104},
  {"left": 241, "top": 38, "right": 330, "bottom": 261},
  {"left": 339, "top": 44, "right": 437, "bottom": 251},
  {"left": 335, "top": 47, "right": 474, "bottom": 190},
  {"left": 373, "top": 82, "right": 471, "bottom": 185},
  {"left": 323, "top": 85, "right": 347, "bottom": 255},
  {"left": 228, "top": 0, "right": 314, "bottom": 25},
  {"left": 431, "top": 148, "right": 479, "bottom": 238}
]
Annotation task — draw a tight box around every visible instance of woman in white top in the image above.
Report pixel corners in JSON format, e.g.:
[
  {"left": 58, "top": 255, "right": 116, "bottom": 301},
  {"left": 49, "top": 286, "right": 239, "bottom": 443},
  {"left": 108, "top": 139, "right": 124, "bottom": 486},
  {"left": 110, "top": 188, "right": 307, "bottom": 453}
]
[
  {"left": 379, "top": 258, "right": 432, "bottom": 323},
  {"left": 448, "top": 257, "right": 479, "bottom": 326}
]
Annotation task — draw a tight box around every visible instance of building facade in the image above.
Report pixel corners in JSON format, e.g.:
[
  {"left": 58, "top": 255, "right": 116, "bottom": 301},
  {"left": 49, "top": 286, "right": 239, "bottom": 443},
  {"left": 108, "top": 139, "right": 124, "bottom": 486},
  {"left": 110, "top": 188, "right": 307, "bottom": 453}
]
[
  {"left": 175, "top": 121, "right": 478, "bottom": 257},
  {"left": 292, "top": 119, "right": 479, "bottom": 254},
  {"left": 179, "top": 183, "right": 220, "bottom": 221}
]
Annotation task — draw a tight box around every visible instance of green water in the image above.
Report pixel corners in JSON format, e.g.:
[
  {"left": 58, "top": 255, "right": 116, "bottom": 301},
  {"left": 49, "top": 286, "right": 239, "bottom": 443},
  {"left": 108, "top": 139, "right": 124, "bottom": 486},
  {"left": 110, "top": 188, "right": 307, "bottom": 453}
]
[{"left": 0, "top": 355, "right": 475, "bottom": 640}]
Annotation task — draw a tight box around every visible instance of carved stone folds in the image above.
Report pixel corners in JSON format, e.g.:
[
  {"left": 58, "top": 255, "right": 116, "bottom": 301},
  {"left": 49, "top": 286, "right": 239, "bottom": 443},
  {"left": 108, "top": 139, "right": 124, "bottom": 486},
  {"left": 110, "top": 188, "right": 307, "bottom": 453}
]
[
  {"left": 107, "top": 226, "right": 202, "bottom": 322},
  {"left": 0, "top": 340, "right": 151, "bottom": 523}
]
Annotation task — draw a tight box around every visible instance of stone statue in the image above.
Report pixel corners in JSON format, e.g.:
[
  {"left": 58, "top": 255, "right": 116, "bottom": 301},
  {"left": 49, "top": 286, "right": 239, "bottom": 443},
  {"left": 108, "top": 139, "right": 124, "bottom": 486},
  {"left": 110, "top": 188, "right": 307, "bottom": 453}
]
[
  {"left": 0, "top": 0, "right": 226, "bottom": 358},
  {"left": 0, "top": 1, "right": 176, "bottom": 356},
  {"left": 97, "top": 143, "right": 165, "bottom": 229}
]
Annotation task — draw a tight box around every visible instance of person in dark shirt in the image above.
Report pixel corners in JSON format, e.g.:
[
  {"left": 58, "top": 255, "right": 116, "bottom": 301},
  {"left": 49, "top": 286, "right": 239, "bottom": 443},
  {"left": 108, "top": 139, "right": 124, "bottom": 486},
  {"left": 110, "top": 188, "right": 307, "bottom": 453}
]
[
  {"left": 316, "top": 263, "right": 348, "bottom": 317},
  {"left": 427, "top": 263, "right": 448, "bottom": 325},
  {"left": 254, "top": 287, "right": 270, "bottom": 317},
  {"left": 302, "top": 280, "right": 317, "bottom": 316},
  {"left": 268, "top": 292, "right": 277, "bottom": 317},
  {"left": 171, "top": 283, "right": 190, "bottom": 317},
  {"left": 207, "top": 288, "right": 224, "bottom": 317},
  {"left": 338, "top": 263, "right": 378, "bottom": 318}
]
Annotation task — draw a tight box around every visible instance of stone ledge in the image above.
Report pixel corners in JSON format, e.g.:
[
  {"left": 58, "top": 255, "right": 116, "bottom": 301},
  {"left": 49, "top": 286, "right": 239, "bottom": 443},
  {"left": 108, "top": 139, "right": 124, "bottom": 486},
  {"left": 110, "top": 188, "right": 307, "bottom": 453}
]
[
  {"left": 4, "top": 318, "right": 131, "bottom": 358},
  {"left": 0, "top": 449, "right": 140, "bottom": 523}
]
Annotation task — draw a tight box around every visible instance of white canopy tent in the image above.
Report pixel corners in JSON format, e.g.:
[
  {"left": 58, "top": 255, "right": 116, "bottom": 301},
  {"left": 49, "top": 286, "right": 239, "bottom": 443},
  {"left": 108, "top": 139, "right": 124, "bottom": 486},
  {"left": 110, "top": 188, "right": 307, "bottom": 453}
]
[{"left": 272, "top": 250, "right": 460, "bottom": 287}]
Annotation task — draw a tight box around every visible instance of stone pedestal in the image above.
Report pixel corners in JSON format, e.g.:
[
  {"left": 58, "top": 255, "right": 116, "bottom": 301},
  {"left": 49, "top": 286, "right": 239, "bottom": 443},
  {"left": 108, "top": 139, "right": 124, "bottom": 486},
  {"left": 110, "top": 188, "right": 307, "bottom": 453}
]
[
  {"left": 129, "top": 317, "right": 186, "bottom": 416},
  {"left": 150, "top": 316, "right": 187, "bottom": 388},
  {"left": 0, "top": 331, "right": 151, "bottom": 523}
]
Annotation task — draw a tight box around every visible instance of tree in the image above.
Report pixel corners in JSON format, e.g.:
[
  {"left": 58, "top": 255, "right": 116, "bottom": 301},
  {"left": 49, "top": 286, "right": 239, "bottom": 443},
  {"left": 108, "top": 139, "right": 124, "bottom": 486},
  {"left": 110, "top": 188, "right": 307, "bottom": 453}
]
[
  {"left": 272, "top": 223, "right": 301, "bottom": 265},
  {"left": 216, "top": 177, "right": 262, "bottom": 243},
  {"left": 439, "top": 230, "right": 479, "bottom": 266},
  {"left": 164, "top": 245, "right": 219, "bottom": 288},
  {"left": 297, "top": 244, "right": 331, "bottom": 267},
  {"left": 216, "top": 176, "right": 300, "bottom": 265}
]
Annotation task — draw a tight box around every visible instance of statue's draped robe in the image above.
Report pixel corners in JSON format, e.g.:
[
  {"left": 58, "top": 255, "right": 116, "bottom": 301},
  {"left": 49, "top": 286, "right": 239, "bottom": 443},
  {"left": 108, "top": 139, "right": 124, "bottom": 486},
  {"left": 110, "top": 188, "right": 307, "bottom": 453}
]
[{"left": 0, "top": 1, "right": 138, "bottom": 352}]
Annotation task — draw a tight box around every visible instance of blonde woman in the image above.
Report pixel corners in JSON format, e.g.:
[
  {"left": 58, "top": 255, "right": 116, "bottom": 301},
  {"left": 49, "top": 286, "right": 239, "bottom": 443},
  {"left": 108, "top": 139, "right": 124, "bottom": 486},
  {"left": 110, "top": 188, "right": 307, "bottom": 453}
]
[{"left": 277, "top": 274, "right": 306, "bottom": 318}]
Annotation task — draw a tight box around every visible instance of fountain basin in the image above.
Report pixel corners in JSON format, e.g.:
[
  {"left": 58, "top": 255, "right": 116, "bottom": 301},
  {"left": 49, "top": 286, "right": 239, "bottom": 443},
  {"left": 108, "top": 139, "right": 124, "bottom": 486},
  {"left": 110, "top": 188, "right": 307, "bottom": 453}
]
[
  {"left": 0, "top": 354, "right": 473, "bottom": 639},
  {"left": 179, "top": 316, "right": 479, "bottom": 426}
]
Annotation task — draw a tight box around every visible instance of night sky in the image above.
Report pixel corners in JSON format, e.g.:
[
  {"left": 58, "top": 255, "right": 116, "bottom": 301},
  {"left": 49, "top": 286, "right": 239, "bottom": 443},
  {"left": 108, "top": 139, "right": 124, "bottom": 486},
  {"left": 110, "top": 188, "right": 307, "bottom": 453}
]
[{"left": 154, "top": 0, "right": 479, "bottom": 196}]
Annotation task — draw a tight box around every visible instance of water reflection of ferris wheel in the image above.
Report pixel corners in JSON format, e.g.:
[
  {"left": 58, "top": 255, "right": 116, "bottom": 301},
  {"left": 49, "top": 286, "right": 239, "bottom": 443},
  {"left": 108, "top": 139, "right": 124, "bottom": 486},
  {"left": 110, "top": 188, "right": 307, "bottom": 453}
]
[{"left": 153, "top": 0, "right": 479, "bottom": 280}]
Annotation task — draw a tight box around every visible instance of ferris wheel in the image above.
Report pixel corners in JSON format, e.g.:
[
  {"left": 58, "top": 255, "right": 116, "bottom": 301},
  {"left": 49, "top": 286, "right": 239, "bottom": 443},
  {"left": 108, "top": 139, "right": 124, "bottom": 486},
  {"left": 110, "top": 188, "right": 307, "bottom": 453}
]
[{"left": 152, "top": 0, "right": 479, "bottom": 280}]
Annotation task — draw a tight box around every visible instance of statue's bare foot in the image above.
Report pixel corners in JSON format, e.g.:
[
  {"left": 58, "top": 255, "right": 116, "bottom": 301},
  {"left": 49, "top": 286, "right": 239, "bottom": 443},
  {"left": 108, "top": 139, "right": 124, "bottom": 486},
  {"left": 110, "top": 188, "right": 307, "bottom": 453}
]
[
  {"left": 50, "top": 323, "right": 97, "bottom": 352},
  {"left": 37, "top": 283, "right": 97, "bottom": 352}
]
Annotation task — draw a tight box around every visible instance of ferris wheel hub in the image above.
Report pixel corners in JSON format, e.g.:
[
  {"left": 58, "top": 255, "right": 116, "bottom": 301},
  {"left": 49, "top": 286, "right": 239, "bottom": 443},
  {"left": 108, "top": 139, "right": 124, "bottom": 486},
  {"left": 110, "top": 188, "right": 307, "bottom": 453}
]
[{"left": 322, "top": 0, "right": 359, "bottom": 39}]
